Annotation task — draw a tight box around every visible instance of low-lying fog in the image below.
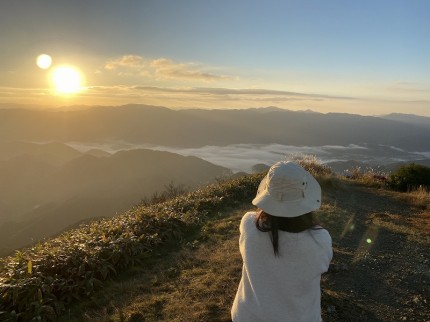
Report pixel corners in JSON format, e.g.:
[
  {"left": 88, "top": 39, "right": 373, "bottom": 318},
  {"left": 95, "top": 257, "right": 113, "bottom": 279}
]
[{"left": 67, "top": 142, "right": 430, "bottom": 173}]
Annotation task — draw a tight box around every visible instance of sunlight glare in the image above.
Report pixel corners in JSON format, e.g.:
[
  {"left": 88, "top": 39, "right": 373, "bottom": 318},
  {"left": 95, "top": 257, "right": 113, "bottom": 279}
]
[
  {"left": 51, "top": 65, "right": 84, "bottom": 94},
  {"left": 36, "top": 54, "right": 52, "bottom": 69}
]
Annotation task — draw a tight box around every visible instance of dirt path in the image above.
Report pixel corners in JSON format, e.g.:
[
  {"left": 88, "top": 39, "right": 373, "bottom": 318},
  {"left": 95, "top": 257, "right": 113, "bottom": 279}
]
[
  {"left": 322, "top": 183, "right": 430, "bottom": 321},
  {"left": 64, "top": 182, "right": 429, "bottom": 321}
]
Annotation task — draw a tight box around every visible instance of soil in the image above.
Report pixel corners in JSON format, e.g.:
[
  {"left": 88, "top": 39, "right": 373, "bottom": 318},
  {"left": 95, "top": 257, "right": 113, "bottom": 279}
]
[{"left": 321, "top": 183, "right": 430, "bottom": 322}]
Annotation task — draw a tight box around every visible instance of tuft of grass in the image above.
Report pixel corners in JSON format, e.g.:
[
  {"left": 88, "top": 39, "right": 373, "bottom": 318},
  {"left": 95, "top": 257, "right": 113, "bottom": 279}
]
[
  {"left": 401, "top": 186, "right": 430, "bottom": 210},
  {"left": 287, "top": 153, "right": 334, "bottom": 177},
  {"left": 343, "top": 166, "right": 389, "bottom": 187}
]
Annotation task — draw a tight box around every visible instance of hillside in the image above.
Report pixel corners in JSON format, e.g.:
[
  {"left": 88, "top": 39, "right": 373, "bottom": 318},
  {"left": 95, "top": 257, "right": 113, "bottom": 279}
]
[
  {"left": 2, "top": 170, "right": 428, "bottom": 321},
  {"left": 1, "top": 105, "right": 430, "bottom": 151},
  {"left": 62, "top": 178, "right": 430, "bottom": 322},
  {"left": 0, "top": 144, "right": 230, "bottom": 256}
]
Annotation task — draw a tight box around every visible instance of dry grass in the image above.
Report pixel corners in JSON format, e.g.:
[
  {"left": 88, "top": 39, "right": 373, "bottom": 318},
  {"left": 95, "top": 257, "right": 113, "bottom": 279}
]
[
  {"left": 374, "top": 186, "right": 430, "bottom": 240},
  {"left": 396, "top": 187, "right": 430, "bottom": 238},
  {"left": 132, "top": 215, "right": 244, "bottom": 322},
  {"left": 61, "top": 205, "right": 250, "bottom": 322},
  {"left": 398, "top": 186, "right": 430, "bottom": 210},
  {"left": 369, "top": 211, "right": 430, "bottom": 244},
  {"left": 287, "top": 153, "right": 333, "bottom": 176},
  {"left": 342, "top": 166, "right": 389, "bottom": 188}
]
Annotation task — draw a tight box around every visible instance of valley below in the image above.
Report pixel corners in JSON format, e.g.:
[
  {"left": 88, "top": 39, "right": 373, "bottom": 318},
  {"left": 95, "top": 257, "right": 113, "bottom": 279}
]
[{"left": 1, "top": 105, "right": 429, "bottom": 257}]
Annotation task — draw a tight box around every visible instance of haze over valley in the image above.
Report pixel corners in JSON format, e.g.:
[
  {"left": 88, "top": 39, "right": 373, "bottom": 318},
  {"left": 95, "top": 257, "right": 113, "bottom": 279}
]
[
  {"left": 1, "top": 105, "right": 430, "bottom": 151},
  {"left": 0, "top": 137, "right": 230, "bottom": 256},
  {"left": 1, "top": 104, "right": 429, "bottom": 256},
  {"left": 69, "top": 142, "right": 430, "bottom": 174}
]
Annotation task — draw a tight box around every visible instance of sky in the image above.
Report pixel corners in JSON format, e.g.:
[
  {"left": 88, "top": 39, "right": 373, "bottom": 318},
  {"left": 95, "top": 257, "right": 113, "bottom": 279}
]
[{"left": 1, "top": 0, "right": 430, "bottom": 116}]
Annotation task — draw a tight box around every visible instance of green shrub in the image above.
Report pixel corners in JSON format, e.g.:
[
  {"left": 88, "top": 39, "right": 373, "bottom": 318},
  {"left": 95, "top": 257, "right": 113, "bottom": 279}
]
[{"left": 389, "top": 163, "right": 430, "bottom": 192}]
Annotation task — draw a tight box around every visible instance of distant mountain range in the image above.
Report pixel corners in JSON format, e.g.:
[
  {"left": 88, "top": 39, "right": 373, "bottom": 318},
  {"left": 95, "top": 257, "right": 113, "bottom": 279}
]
[
  {"left": 326, "top": 158, "right": 430, "bottom": 175},
  {"left": 0, "top": 104, "right": 429, "bottom": 151},
  {"left": 380, "top": 113, "right": 430, "bottom": 127},
  {"left": 0, "top": 142, "right": 230, "bottom": 256},
  {"left": 1, "top": 104, "right": 429, "bottom": 256}
]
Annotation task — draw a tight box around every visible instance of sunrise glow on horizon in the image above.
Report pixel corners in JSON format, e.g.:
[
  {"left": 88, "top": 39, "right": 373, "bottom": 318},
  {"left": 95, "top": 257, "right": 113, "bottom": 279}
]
[
  {"left": 50, "top": 65, "right": 85, "bottom": 94},
  {"left": 0, "top": 1, "right": 429, "bottom": 116}
]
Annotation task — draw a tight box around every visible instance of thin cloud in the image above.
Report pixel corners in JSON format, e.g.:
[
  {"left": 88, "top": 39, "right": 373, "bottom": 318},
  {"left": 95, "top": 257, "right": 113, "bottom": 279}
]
[
  {"left": 132, "top": 86, "right": 356, "bottom": 101},
  {"left": 105, "top": 55, "right": 145, "bottom": 70},
  {"left": 104, "top": 55, "right": 232, "bottom": 82},
  {"left": 0, "top": 86, "right": 50, "bottom": 97},
  {"left": 385, "top": 82, "right": 428, "bottom": 93},
  {"left": 151, "top": 58, "right": 231, "bottom": 82}
]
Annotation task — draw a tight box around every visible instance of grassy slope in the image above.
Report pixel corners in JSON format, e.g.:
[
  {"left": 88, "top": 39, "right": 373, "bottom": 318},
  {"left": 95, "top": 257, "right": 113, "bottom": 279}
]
[
  {"left": 61, "top": 204, "right": 249, "bottom": 322},
  {"left": 0, "top": 175, "right": 261, "bottom": 321},
  {"left": 61, "top": 177, "right": 430, "bottom": 322}
]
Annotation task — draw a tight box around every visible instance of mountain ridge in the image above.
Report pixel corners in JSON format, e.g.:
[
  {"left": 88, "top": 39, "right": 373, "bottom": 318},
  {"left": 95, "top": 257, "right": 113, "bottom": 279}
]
[
  {"left": 1, "top": 104, "right": 429, "bottom": 151},
  {"left": 0, "top": 145, "right": 231, "bottom": 256}
]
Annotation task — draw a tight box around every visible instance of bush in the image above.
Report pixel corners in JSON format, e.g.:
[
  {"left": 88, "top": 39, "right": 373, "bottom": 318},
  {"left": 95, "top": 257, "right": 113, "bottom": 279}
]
[{"left": 389, "top": 163, "right": 430, "bottom": 192}]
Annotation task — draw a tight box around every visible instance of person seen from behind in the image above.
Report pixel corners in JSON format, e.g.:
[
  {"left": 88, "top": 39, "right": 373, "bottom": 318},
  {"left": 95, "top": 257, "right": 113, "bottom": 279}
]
[{"left": 231, "top": 161, "right": 333, "bottom": 322}]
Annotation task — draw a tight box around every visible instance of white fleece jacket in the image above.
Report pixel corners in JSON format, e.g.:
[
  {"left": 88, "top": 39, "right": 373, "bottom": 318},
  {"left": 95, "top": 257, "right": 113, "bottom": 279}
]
[{"left": 231, "top": 212, "right": 333, "bottom": 322}]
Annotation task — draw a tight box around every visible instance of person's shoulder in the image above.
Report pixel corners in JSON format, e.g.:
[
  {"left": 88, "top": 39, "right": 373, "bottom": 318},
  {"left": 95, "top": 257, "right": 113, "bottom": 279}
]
[
  {"left": 239, "top": 211, "right": 257, "bottom": 233},
  {"left": 311, "top": 227, "right": 332, "bottom": 244},
  {"left": 311, "top": 227, "right": 333, "bottom": 262},
  {"left": 241, "top": 211, "right": 257, "bottom": 225},
  {"left": 242, "top": 211, "right": 257, "bottom": 221}
]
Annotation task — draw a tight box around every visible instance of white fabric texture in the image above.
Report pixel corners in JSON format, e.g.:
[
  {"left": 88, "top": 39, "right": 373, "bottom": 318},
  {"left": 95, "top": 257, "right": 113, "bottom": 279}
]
[
  {"left": 231, "top": 212, "right": 333, "bottom": 322},
  {"left": 252, "top": 161, "right": 321, "bottom": 218}
]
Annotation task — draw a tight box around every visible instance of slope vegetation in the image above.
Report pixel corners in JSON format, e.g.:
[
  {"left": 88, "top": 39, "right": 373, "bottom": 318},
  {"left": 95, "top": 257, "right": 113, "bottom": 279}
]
[
  {"left": 0, "top": 144, "right": 229, "bottom": 256},
  {"left": 67, "top": 180, "right": 430, "bottom": 322},
  {"left": 1, "top": 172, "right": 429, "bottom": 321},
  {"left": 0, "top": 175, "right": 261, "bottom": 321}
]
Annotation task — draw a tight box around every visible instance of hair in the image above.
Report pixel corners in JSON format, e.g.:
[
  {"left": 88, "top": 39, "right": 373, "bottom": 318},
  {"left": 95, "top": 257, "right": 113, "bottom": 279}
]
[{"left": 255, "top": 209, "right": 322, "bottom": 256}]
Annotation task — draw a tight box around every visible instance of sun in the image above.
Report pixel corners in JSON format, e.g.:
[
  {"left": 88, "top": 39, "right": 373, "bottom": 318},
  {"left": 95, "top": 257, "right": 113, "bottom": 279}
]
[{"left": 50, "top": 65, "right": 84, "bottom": 94}]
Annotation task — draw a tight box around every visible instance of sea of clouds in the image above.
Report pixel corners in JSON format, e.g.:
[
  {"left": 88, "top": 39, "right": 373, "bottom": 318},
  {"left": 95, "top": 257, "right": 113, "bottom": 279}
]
[{"left": 67, "top": 142, "right": 429, "bottom": 173}]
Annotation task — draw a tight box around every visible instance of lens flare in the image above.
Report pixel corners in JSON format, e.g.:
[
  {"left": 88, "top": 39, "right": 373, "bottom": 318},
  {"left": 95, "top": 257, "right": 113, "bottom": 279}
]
[
  {"left": 353, "top": 225, "right": 379, "bottom": 263},
  {"left": 36, "top": 54, "right": 52, "bottom": 69}
]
